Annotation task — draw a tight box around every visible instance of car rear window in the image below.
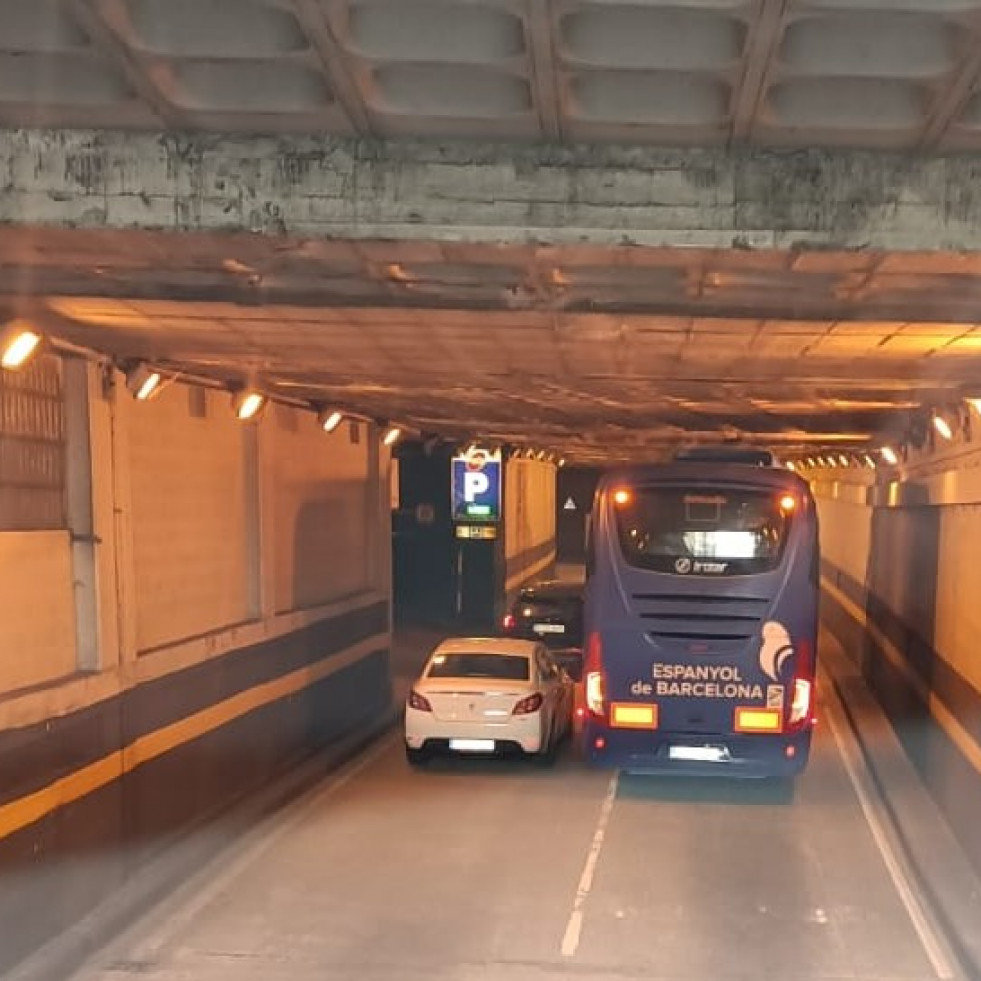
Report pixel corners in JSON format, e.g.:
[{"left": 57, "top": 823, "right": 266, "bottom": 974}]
[{"left": 427, "top": 652, "right": 530, "bottom": 680}]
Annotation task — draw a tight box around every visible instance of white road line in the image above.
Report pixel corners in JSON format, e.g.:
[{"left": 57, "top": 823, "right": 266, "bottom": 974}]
[
  {"left": 561, "top": 770, "right": 619, "bottom": 958},
  {"left": 822, "top": 677, "right": 956, "bottom": 981}
]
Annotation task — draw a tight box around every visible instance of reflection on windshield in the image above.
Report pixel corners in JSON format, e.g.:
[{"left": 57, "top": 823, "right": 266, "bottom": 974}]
[{"left": 616, "top": 487, "right": 789, "bottom": 572}]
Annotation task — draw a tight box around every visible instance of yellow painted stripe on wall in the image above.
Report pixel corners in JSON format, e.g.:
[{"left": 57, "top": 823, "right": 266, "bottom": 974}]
[
  {"left": 0, "top": 635, "right": 386, "bottom": 842},
  {"left": 822, "top": 576, "right": 981, "bottom": 777}
]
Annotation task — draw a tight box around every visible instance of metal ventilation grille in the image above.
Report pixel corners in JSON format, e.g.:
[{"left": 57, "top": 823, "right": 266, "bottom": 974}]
[
  {"left": 633, "top": 591, "right": 769, "bottom": 643},
  {"left": 0, "top": 355, "right": 66, "bottom": 531}
]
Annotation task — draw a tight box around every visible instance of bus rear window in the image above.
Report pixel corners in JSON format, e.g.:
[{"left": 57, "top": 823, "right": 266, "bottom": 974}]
[{"left": 613, "top": 486, "right": 791, "bottom": 575}]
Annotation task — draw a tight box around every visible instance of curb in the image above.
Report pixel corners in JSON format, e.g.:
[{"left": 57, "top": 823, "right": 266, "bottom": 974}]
[
  {"left": 823, "top": 634, "right": 981, "bottom": 981},
  {"left": 7, "top": 709, "right": 399, "bottom": 981}
]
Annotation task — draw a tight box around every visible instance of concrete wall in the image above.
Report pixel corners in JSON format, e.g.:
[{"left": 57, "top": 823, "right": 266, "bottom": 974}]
[
  {"left": 0, "top": 532, "right": 77, "bottom": 692},
  {"left": 815, "top": 448, "right": 981, "bottom": 880},
  {"left": 504, "top": 457, "right": 556, "bottom": 604},
  {"left": 0, "top": 361, "right": 393, "bottom": 975}
]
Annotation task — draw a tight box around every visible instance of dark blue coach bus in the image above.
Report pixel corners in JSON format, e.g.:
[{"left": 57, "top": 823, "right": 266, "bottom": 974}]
[{"left": 581, "top": 448, "right": 819, "bottom": 777}]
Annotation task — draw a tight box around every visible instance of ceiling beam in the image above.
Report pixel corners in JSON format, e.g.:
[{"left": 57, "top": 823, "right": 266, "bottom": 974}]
[
  {"left": 527, "top": 0, "right": 563, "bottom": 142},
  {"left": 67, "top": 0, "right": 181, "bottom": 127},
  {"left": 919, "top": 39, "right": 981, "bottom": 149},
  {"left": 730, "top": 0, "right": 788, "bottom": 144},
  {"left": 289, "top": 0, "right": 373, "bottom": 135}
]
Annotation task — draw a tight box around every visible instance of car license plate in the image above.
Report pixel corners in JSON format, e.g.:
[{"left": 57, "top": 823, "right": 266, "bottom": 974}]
[
  {"left": 669, "top": 745, "right": 726, "bottom": 763},
  {"left": 533, "top": 623, "right": 565, "bottom": 634},
  {"left": 449, "top": 738, "right": 496, "bottom": 752}
]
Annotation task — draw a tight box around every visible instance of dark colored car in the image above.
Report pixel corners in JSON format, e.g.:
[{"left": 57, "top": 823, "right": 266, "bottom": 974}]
[{"left": 502, "top": 580, "right": 584, "bottom": 680}]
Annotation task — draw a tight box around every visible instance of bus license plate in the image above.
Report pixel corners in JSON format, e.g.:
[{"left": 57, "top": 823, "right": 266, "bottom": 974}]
[
  {"left": 533, "top": 623, "right": 565, "bottom": 634},
  {"left": 669, "top": 745, "right": 726, "bottom": 763},
  {"left": 450, "top": 739, "right": 496, "bottom": 752}
]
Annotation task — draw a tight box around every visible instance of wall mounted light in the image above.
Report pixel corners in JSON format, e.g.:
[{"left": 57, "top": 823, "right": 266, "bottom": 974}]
[
  {"left": 0, "top": 319, "right": 43, "bottom": 370},
  {"left": 124, "top": 363, "right": 163, "bottom": 401},
  {"left": 880, "top": 445, "right": 899, "bottom": 466},
  {"left": 558, "top": 458, "right": 567, "bottom": 468},
  {"left": 232, "top": 388, "right": 266, "bottom": 421},
  {"left": 932, "top": 410, "right": 953, "bottom": 441},
  {"left": 318, "top": 408, "right": 344, "bottom": 433},
  {"left": 383, "top": 425, "right": 401, "bottom": 447}
]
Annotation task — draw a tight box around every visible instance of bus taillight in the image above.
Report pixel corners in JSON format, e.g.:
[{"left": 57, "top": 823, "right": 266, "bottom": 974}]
[
  {"left": 786, "top": 638, "right": 815, "bottom": 732},
  {"left": 788, "top": 678, "right": 812, "bottom": 730},
  {"left": 584, "top": 631, "right": 606, "bottom": 718}
]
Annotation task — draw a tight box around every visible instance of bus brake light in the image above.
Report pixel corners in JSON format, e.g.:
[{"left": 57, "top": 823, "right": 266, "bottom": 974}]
[
  {"left": 584, "top": 631, "right": 606, "bottom": 717},
  {"left": 788, "top": 678, "right": 812, "bottom": 730}
]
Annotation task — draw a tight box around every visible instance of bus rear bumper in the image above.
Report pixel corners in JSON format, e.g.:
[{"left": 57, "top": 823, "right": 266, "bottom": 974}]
[{"left": 581, "top": 724, "right": 813, "bottom": 779}]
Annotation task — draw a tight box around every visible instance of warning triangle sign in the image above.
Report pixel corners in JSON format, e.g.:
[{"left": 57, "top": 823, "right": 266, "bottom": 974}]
[{"left": 563, "top": 496, "right": 577, "bottom": 511}]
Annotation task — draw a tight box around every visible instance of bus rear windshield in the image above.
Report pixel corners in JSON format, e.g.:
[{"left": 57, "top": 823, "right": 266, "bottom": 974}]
[{"left": 614, "top": 486, "right": 791, "bottom": 575}]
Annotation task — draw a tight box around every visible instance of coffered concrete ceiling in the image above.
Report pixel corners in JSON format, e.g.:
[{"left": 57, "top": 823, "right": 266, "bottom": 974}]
[{"left": 4, "top": 0, "right": 981, "bottom": 151}]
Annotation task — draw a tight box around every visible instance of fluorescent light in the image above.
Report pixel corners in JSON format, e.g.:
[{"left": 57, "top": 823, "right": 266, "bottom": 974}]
[
  {"left": 232, "top": 390, "right": 265, "bottom": 421},
  {"left": 318, "top": 409, "right": 343, "bottom": 433},
  {"left": 383, "top": 426, "right": 401, "bottom": 446},
  {"left": 932, "top": 412, "right": 953, "bottom": 440},
  {"left": 125, "top": 364, "right": 163, "bottom": 401},
  {"left": 0, "top": 321, "right": 42, "bottom": 370},
  {"left": 880, "top": 446, "right": 899, "bottom": 466}
]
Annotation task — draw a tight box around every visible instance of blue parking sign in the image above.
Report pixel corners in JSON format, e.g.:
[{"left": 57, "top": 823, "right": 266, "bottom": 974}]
[{"left": 451, "top": 448, "right": 501, "bottom": 523}]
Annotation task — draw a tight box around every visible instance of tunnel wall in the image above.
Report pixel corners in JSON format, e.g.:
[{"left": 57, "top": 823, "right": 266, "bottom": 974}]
[
  {"left": 0, "top": 362, "right": 393, "bottom": 974},
  {"left": 503, "top": 457, "right": 557, "bottom": 606},
  {"left": 815, "top": 451, "right": 981, "bottom": 879}
]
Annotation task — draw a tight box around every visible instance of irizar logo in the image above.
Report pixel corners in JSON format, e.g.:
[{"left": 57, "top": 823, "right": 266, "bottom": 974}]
[
  {"left": 759, "top": 621, "right": 794, "bottom": 682},
  {"left": 673, "top": 557, "right": 727, "bottom": 575}
]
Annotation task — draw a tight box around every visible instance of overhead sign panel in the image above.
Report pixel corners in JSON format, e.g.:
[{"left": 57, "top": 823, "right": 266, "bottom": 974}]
[{"left": 451, "top": 446, "right": 501, "bottom": 524}]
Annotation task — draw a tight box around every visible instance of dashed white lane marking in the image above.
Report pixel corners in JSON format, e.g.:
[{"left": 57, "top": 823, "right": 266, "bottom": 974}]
[
  {"left": 822, "top": 677, "right": 956, "bottom": 980},
  {"left": 561, "top": 770, "right": 620, "bottom": 958}
]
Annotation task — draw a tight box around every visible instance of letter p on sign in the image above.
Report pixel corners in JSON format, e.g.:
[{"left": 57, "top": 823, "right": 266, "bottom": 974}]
[{"left": 464, "top": 471, "right": 490, "bottom": 502}]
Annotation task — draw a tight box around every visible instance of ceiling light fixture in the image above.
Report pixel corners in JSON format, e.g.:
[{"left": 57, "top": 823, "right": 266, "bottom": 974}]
[
  {"left": 880, "top": 446, "right": 899, "bottom": 466},
  {"left": 383, "top": 425, "right": 401, "bottom": 447},
  {"left": 318, "top": 408, "right": 344, "bottom": 433},
  {"left": 932, "top": 411, "right": 953, "bottom": 441},
  {"left": 232, "top": 389, "right": 266, "bottom": 421},
  {"left": 0, "top": 319, "right": 43, "bottom": 370},
  {"left": 125, "top": 363, "right": 163, "bottom": 401}
]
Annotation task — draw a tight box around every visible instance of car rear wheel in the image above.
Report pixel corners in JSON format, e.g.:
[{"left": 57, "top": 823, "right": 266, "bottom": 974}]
[{"left": 405, "top": 745, "right": 430, "bottom": 767}]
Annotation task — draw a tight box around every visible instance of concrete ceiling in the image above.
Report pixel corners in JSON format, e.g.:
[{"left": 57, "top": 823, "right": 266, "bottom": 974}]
[
  {"left": 9, "top": 227, "right": 981, "bottom": 463},
  {"left": 5, "top": 0, "right": 981, "bottom": 152},
  {"left": 7, "top": 1, "right": 981, "bottom": 462}
]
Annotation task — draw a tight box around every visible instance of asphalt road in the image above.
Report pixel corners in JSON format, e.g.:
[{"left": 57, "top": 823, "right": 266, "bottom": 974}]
[{"left": 68, "top": 631, "right": 968, "bottom": 981}]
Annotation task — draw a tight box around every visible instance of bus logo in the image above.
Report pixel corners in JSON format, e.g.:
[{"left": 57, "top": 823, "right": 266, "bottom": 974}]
[{"left": 674, "top": 557, "right": 692, "bottom": 574}]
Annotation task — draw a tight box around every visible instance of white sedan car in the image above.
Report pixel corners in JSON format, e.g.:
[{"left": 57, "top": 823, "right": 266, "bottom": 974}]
[{"left": 404, "top": 636, "right": 574, "bottom": 765}]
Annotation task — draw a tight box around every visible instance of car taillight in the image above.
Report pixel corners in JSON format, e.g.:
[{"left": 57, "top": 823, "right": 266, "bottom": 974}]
[
  {"left": 512, "top": 692, "right": 544, "bottom": 715},
  {"left": 786, "top": 638, "right": 814, "bottom": 732},
  {"left": 583, "top": 631, "right": 606, "bottom": 718},
  {"left": 408, "top": 689, "right": 432, "bottom": 712},
  {"left": 502, "top": 613, "right": 516, "bottom": 631}
]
